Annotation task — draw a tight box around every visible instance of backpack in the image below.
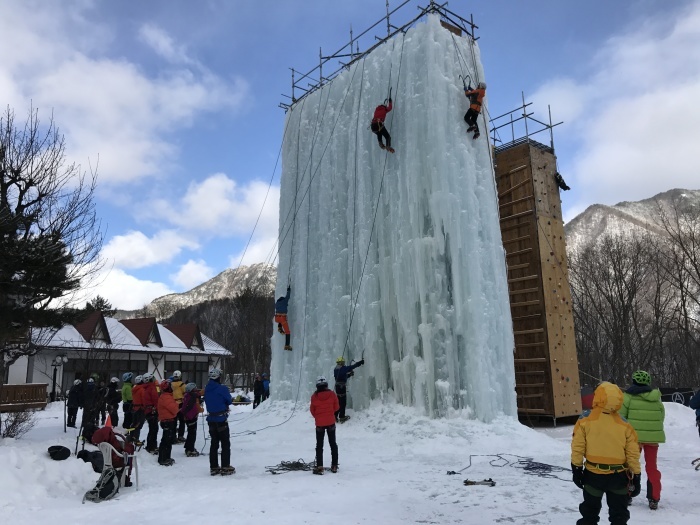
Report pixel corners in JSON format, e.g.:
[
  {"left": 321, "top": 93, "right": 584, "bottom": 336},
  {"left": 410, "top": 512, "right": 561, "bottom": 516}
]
[{"left": 82, "top": 466, "right": 120, "bottom": 503}]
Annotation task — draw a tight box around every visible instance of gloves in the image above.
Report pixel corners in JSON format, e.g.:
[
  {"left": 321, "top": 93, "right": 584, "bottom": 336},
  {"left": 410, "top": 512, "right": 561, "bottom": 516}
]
[
  {"left": 359, "top": 359, "right": 365, "bottom": 366},
  {"left": 630, "top": 473, "right": 641, "bottom": 497},
  {"left": 571, "top": 464, "right": 584, "bottom": 489},
  {"left": 389, "top": 97, "right": 392, "bottom": 103},
  {"left": 287, "top": 286, "right": 291, "bottom": 291}
]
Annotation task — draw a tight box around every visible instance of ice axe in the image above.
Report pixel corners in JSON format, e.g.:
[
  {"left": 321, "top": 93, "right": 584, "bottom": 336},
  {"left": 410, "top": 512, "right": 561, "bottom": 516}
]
[
  {"left": 384, "top": 86, "right": 392, "bottom": 106},
  {"left": 460, "top": 74, "right": 472, "bottom": 91}
]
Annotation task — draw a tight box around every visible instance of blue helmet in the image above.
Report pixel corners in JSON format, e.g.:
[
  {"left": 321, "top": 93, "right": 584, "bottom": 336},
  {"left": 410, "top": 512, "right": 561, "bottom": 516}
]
[{"left": 122, "top": 372, "right": 133, "bottom": 382}]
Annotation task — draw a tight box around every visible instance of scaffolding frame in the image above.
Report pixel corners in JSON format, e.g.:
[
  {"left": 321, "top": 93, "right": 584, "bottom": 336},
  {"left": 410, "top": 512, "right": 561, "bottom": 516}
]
[
  {"left": 490, "top": 92, "right": 563, "bottom": 154},
  {"left": 279, "top": 0, "right": 478, "bottom": 111}
]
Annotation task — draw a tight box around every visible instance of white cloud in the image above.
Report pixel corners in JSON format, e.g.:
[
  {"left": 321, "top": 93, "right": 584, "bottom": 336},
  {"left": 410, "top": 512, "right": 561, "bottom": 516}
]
[
  {"left": 89, "top": 268, "right": 173, "bottom": 310},
  {"left": 531, "top": 0, "right": 700, "bottom": 215},
  {"left": 101, "top": 230, "right": 199, "bottom": 269},
  {"left": 0, "top": 1, "right": 249, "bottom": 185},
  {"left": 139, "top": 23, "right": 194, "bottom": 65},
  {"left": 150, "top": 173, "right": 281, "bottom": 238},
  {"left": 170, "top": 259, "right": 215, "bottom": 289}
]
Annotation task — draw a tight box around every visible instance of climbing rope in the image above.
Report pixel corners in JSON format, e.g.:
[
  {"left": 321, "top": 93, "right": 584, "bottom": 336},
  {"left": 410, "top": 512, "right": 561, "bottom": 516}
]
[
  {"left": 447, "top": 453, "right": 573, "bottom": 483},
  {"left": 350, "top": 59, "right": 367, "bottom": 301},
  {"left": 342, "top": 31, "right": 407, "bottom": 361},
  {"left": 265, "top": 458, "right": 317, "bottom": 475}
]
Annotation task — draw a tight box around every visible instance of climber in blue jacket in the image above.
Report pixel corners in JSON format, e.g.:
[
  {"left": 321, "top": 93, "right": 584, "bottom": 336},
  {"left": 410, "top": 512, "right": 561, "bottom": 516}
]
[{"left": 333, "top": 356, "right": 364, "bottom": 422}]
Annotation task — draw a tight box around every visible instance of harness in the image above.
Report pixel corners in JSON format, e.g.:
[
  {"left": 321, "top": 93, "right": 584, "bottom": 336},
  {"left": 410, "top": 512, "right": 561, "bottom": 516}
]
[{"left": 585, "top": 461, "right": 628, "bottom": 473}]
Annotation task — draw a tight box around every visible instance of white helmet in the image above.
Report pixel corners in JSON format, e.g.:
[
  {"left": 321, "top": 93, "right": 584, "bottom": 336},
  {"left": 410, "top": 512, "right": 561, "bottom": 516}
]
[
  {"left": 110, "top": 377, "right": 119, "bottom": 384},
  {"left": 134, "top": 375, "right": 143, "bottom": 384},
  {"left": 142, "top": 373, "right": 153, "bottom": 383},
  {"left": 73, "top": 379, "right": 82, "bottom": 386},
  {"left": 316, "top": 376, "right": 328, "bottom": 387},
  {"left": 173, "top": 370, "right": 182, "bottom": 380},
  {"left": 208, "top": 368, "right": 222, "bottom": 380},
  {"left": 477, "top": 81, "right": 486, "bottom": 89}
]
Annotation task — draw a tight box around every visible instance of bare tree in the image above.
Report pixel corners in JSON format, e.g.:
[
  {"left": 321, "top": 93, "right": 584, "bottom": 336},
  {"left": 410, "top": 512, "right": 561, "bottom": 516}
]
[{"left": 0, "top": 106, "right": 103, "bottom": 383}]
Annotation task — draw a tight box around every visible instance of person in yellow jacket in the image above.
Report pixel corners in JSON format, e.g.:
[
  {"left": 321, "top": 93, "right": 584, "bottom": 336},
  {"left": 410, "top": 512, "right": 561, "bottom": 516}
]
[
  {"left": 571, "top": 382, "right": 641, "bottom": 525},
  {"left": 170, "top": 370, "right": 187, "bottom": 443}
]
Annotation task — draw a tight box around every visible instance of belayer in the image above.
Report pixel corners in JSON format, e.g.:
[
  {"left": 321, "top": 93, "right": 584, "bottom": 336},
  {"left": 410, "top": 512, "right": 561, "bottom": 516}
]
[
  {"left": 333, "top": 356, "right": 365, "bottom": 423},
  {"left": 275, "top": 285, "right": 292, "bottom": 351},
  {"left": 463, "top": 81, "right": 486, "bottom": 140},
  {"left": 371, "top": 98, "right": 394, "bottom": 153}
]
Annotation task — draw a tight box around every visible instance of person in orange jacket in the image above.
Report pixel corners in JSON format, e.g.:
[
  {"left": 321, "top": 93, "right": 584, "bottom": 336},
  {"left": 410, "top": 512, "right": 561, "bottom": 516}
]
[
  {"left": 310, "top": 376, "right": 340, "bottom": 475},
  {"left": 463, "top": 81, "right": 486, "bottom": 140},
  {"left": 129, "top": 375, "right": 145, "bottom": 445},
  {"left": 571, "top": 382, "right": 642, "bottom": 525},
  {"left": 170, "top": 370, "right": 187, "bottom": 443},
  {"left": 370, "top": 98, "right": 394, "bottom": 153},
  {"left": 141, "top": 373, "right": 159, "bottom": 453},
  {"left": 157, "top": 379, "right": 179, "bottom": 466}
]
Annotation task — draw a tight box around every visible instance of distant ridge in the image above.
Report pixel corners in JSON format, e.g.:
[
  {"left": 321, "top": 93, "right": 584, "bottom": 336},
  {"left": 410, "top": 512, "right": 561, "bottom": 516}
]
[
  {"left": 564, "top": 188, "right": 700, "bottom": 253},
  {"left": 116, "top": 262, "right": 277, "bottom": 319}
]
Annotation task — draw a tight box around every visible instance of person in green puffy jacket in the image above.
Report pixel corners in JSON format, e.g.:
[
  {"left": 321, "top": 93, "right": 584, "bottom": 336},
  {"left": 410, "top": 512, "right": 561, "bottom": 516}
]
[{"left": 618, "top": 370, "right": 665, "bottom": 510}]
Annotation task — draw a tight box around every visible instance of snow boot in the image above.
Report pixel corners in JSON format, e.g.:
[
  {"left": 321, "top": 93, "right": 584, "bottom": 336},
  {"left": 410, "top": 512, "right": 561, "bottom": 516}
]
[
  {"left": 220, "top": 466, "right": 235, "bottom": 476},
  {"left": 648, "top": 499, "right": 659, "bottom": 510},
  {"left": 331, "top": 465, "right": 338, "bottom": 474},
  {"left": 185, "top": 450, "right": 200, "bottom": 457},
  {"left": 210, "top": 467, "right": 221, "bottom": 476},
  {"left": 147, "top": 448, "right": 159, "bottom": 455},
  {"left": 313, "top": 466, "right": 324, "bottom": 475},
  {"left": 284, "top": 345, "right": 293, "bottom": 351},
  {"left": 379, "top": 143, "right": 386, "bottom": 150},
  {"left": 467, "top": 126, "right": 475, "bottom": 132},
  {"left": 387, "top": 147, "right": 395, "bottom": 153},
  {"left": 158, "top": 458, "right": 175, "bottom": 466},
  {"left": 339, "top": 416, "right": 351, "bottom": 423},
  {"left": 472, "top": 132, "right": 480, "bottom": 140},
  {"left": 124, "top": 476, "right": 133, "bottom": 488},
  {"left": 176, "top": 437, "right": 186, "bottom": 444},
  {"left": 627, "top": 497, "right": 633, "bottom": 506}
]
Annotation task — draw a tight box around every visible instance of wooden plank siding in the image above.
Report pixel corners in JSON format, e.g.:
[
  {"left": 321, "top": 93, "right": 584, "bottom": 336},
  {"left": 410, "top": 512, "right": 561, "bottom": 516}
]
[
  {"left": 0, "top": 384, "right": 48, "bottom": 412},
  {"left": 494, "top": 142, "right": 581, "bottom": 419}
]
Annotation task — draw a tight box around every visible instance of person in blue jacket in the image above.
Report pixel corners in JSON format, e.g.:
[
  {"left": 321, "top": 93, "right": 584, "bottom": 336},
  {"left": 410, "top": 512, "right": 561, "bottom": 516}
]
[
  {"left": 262, "top": 373, "right": 270, "bottom": 401},
  {"left": 690, "top": 389, "right": 700, "bottom": 440},
  {"left": 203, "top": 368, "right": 235, "bottom": 476},
  {"left": 333, "top": 356, "right": 364, "bottom": 422},
  {"left": 275, "top": 286, "right": 292, "bottom": 350}
]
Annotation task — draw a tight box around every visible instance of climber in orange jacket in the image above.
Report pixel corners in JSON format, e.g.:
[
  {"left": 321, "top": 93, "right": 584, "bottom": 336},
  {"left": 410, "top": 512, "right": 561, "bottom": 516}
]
[
  {"left": 371, "top": 98, "right": 394, "bottom": 153},
  {"left": 464, "top": 82, "right": 486, "bottom": 140}
]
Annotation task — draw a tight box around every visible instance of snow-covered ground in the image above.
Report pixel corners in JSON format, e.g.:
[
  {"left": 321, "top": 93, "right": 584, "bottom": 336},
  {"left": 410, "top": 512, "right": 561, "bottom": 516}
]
[{"left": 1, "top": 400, "right": 698, "bottom": 524}]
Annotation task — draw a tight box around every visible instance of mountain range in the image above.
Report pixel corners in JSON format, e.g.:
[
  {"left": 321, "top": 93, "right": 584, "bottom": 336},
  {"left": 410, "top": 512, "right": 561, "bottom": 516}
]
[{"left": 133, "top": 188, "right": 699, "bottom": 314}]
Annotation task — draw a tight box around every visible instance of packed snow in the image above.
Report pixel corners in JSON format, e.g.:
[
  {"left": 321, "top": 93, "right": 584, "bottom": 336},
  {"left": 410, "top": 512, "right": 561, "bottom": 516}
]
[
  {"left": 273, "top": 14, "right": 515, "bottom": 422},
  {"left": 1, "top": 400, "right": 699, "bottom": 523}
]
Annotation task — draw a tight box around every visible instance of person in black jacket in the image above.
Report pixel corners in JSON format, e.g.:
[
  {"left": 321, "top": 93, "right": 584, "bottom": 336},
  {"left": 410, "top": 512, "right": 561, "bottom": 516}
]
[
  {"left": 253, "top": 373, "right": 264, "bottom": 409},
  {"left": 97, "top": 380, "right": 108, "bottom": 425},
  {"left": 81, "top": 378, "right": 99, "bottom": 427},
  {"left": 105, "top": 378, "right": 122, "bottom": 426},
  {"left": 67, "top": 379, "right": 84, "bottom": 427}
]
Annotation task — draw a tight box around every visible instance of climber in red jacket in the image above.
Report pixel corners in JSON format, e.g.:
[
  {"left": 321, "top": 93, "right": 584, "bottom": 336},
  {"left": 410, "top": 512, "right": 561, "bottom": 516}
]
[{"left": 371, "top": 98, "right": 394, "bottom": 153}]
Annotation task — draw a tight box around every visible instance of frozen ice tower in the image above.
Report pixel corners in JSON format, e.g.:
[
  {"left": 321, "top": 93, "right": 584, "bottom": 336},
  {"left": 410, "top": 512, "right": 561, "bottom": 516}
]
[{"left": 272, "top": 15, "right": 517, "bottom": 422}]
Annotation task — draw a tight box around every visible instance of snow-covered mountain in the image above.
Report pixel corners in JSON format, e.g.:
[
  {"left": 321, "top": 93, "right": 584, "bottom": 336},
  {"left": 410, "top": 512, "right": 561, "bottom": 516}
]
[
  {"left": 116, "top": 263, "right": 276, "bottom": 318},
  {"left": 565, "top": 188, "right": 700, "bottom": 253}
]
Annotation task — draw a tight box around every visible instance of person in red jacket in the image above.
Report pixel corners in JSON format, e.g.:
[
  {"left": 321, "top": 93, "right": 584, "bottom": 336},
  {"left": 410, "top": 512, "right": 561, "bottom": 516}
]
[
  {"left": 463, "top": 81, "right": 486, "bottom": 140},
  {"left": 370, "top": 98, "right": 394, "bottom": 153},
  {"left": 157, "top": 379, "right": 179, "bottom": 466},
  {"left": 141, "top": 373, "right": 160, "bottom": 454},
  {"left": 310, "top": 376, "right": 340, "bottom": 475}
]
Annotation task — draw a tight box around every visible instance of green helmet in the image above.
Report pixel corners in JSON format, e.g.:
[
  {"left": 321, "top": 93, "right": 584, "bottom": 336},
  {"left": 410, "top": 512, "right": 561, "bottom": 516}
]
[{"left": 632, "top": 370, "right": 651, "bottom": 385}]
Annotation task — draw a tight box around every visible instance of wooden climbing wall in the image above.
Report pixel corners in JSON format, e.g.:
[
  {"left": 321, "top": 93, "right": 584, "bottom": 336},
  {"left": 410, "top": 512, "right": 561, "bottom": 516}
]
[{"left": 494, "top": 141, "right": 581, "bottom": 420}]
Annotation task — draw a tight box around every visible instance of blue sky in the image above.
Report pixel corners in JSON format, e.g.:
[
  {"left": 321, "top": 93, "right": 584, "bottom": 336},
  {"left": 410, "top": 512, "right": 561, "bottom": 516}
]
[{"left": 2, "top": 0, "right": 699, "bottom": 309}]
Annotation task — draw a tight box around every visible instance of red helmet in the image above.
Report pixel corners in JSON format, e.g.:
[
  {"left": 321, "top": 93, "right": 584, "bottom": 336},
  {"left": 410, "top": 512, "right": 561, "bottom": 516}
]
[{"left": 160, "top": 379, "right": 172, "bottom": 392}]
